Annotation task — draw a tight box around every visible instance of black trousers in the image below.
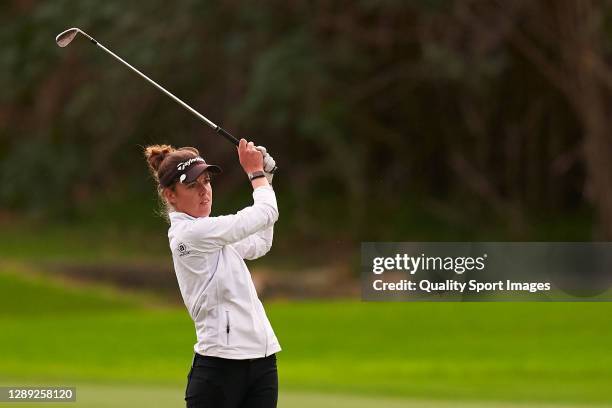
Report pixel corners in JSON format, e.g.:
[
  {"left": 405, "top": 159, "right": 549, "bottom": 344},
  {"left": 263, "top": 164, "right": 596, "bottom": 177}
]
[{"left": 185, "top": 353, "right": 278, "bottom": 408}]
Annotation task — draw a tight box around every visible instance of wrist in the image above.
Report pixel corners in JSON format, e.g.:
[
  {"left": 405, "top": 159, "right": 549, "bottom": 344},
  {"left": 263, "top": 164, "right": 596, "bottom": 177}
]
[{"left": 248, "top": 170, "right": 266, "bottom": 181}]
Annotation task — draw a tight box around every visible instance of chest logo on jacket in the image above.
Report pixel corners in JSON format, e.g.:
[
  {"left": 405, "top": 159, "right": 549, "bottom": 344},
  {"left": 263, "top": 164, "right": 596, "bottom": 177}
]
[{"left": 177, "top": 242, "right": 191, "bottom": 257}]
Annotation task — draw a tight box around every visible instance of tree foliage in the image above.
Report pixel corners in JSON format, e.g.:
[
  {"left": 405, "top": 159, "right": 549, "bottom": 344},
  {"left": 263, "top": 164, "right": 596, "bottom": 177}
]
[{"left": 1, "top": 0, "right": 611, "bottom": 239}]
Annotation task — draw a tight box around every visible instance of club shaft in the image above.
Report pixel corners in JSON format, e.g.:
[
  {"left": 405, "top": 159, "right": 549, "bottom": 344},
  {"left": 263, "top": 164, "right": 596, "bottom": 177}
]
[{"left": 91, "top": 38, "right": 240, "bottom": 145}]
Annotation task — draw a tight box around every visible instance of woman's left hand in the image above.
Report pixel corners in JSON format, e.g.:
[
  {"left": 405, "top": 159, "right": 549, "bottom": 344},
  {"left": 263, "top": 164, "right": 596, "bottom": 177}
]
[{"left": 256, "top": 146, "right": 277, "bottom": 184}]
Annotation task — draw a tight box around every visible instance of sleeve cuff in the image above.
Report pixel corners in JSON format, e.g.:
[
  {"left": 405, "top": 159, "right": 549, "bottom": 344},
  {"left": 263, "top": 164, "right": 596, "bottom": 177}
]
[{"left": 253, "top": 185, "right": 273, "bottom": 192}]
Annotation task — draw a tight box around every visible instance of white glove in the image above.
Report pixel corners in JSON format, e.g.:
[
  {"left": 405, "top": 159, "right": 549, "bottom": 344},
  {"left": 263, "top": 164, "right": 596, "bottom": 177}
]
[{"left": 256, "top": 146, "right": 276, "bottom": 184}]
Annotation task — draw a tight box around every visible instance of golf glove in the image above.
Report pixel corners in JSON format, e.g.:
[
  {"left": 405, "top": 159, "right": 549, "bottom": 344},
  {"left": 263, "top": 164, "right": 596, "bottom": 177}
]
[{"left": 256, "top": 146, "right": 276, "bottom": 184}]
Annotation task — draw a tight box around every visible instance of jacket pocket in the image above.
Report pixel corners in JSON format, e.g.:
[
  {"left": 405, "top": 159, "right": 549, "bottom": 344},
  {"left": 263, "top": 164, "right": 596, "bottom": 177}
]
[{"left": 225, "top": 310, "right": 231, "bottom": 345}]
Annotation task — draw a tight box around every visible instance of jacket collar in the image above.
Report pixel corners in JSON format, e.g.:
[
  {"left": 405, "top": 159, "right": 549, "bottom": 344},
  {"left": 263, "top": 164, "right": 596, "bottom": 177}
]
[{"left": 169, "top": 211, "right": 197, "bottom": 224}]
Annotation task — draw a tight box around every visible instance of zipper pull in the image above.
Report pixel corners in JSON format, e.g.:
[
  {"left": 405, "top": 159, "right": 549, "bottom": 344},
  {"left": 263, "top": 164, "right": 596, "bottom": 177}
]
[{"left": 225, "top": 311, "right": 231, "bottom": 345}]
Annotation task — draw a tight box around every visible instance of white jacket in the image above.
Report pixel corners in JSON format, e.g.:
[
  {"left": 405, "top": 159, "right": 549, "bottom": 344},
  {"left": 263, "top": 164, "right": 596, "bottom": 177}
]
[{"left": 168, "top": 185, "right": 281, "bottom": 359}]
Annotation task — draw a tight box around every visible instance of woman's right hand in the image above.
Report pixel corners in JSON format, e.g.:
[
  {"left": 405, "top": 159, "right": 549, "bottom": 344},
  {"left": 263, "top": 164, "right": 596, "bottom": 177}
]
[{"left": 238, "top": 139, "right": 264, "bottom": 174}]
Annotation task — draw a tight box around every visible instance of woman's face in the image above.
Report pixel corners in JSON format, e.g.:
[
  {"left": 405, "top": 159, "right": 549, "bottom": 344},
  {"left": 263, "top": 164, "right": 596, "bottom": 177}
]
[{"left": 165, "top": 172, "right": 213, "bottom": 217}]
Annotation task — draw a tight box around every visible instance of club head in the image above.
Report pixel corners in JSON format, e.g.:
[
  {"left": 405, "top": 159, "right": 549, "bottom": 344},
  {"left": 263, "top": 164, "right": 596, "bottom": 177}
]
[{"left": 55, "top": 28, "right": 80, "bottom": 47}]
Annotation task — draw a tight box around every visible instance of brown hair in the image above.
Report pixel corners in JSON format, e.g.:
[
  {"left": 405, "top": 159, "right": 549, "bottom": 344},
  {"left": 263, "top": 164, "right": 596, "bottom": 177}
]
[{"left": 143, "top": 144, "right": 200, "bottom": 220}]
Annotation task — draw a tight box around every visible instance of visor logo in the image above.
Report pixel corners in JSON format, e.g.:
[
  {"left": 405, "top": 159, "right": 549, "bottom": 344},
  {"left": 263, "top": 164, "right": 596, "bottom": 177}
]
[{"left": 177, "top": 157, "right": 205, "bottom": 171}]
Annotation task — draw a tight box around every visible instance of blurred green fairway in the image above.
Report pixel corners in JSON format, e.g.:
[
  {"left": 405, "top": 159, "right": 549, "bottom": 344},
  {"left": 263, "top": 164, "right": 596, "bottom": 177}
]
[{"left": 1, "top": 266, "right": 611, "bottom": 407}]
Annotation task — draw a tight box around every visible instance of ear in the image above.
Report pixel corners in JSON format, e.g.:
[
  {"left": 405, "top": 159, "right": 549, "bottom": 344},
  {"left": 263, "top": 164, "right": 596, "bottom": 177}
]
[{"left": 162, "top": 187, "right": 177, "bottom": 206}]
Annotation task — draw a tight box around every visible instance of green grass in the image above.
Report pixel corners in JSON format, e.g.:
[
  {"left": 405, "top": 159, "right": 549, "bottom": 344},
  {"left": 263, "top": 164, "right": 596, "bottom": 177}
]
[
  {"left": 1, "top": 267, "right": 611, "bottom": 405},
  {"left": 0, "top": 266, "right": 144, "bottom": 316},
  {"left": 0, "top": 222, "right": 169, "bottom": 262}
]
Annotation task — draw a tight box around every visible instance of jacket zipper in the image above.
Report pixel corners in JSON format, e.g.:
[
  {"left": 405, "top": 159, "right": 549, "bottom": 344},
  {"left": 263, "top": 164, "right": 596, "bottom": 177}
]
[
  {"left": 264, "top": 327, "right": 268, "bottom": 357},
  {"left": 225, "top": 311, "right": 230, "bottom": 345},
  {"left": 264, "top": 313, "right": 268, "bottom": 357}
]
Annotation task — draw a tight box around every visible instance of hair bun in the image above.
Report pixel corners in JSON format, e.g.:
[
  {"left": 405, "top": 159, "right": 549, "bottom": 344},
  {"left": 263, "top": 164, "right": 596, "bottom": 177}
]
[{"left": 144, "top": 144, "right": 175, "bottom": 174}]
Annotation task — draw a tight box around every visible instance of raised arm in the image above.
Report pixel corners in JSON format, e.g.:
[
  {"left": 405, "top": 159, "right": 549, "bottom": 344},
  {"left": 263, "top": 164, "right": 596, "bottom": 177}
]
[
  {"left": 231, "top": 145, "right": 278, "bottom": 259},
  {"left": 185, "top": 139, "right": 279, "bottom": 252}
]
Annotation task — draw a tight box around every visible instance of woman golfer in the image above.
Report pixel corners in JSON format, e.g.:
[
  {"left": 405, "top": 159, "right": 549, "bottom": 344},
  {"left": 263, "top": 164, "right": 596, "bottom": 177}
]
[{"left": 144, "top": 138, "right": 280, "bottom": 408}]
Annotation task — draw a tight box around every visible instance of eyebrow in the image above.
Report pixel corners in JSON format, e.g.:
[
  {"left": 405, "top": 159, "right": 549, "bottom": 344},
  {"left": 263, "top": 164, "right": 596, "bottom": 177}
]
[{"left": 187, "top": 175, "right": 212, "bottom": 185}]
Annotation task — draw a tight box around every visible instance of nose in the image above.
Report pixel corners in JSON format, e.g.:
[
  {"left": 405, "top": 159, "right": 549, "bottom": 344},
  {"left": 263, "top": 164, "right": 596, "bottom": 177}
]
[{"left": 197, "top": 180, "right": 210, "bottom": 194}]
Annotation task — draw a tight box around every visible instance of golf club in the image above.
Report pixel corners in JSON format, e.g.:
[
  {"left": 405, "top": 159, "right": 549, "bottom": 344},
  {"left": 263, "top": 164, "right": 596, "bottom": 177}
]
[{"left": 56, "top": 27, "right": 277, "bottom": 173}]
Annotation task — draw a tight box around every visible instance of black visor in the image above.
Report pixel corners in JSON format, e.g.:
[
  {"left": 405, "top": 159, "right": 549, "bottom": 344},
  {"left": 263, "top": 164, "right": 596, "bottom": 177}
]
[{"left": 160, "top": 156, "right": 222, "bottom": 187}]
